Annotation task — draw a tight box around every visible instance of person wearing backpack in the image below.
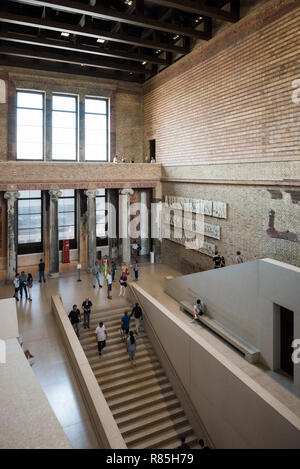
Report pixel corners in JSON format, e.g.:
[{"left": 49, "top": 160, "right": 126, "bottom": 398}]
[
  {"left": 131, "top": 303, "right": 143, "bottom": 334},
  {"left": 212, "top": 251, "right": 222, "bottom": 269}
]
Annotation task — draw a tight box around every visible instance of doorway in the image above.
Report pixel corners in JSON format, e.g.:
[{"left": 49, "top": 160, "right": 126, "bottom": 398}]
[
  {"left": 149, "top": 139, "right": 156, "bottom": 161},
  {"left": 280, "top": 306, "right": 294, "bottom": 377}
]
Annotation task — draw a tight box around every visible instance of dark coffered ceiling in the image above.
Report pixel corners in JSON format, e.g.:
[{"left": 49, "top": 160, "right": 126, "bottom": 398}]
[{"left": 0, "top": 0, "right": 240, "bottom": 83}]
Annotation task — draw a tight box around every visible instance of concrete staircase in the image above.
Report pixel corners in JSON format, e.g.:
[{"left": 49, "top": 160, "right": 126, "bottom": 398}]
[{"left": 79, "top": 304, "right": 199, "bottom": 449}]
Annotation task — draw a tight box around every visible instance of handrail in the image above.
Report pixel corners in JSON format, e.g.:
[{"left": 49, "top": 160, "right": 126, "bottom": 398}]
[{"left": 127, "top": 283, "right": 214, "bottom": 448}]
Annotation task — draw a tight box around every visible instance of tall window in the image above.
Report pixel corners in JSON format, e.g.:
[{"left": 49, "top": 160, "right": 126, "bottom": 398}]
[
  {"left": 17, "top": 91, "right": 44, "bottom": 160},
  {"left": 96, "top": 189, "right": 108, "bottom": 246},
  {"left": 58, "top": 190, "right": 76, "bottom": 248},
  {"left": 85, "top": 98, "right": 108, "bottom": 161},
  {"left": 18, "top": 190, "right": 43, "bottom": 254},
  {"left": 52, "top": 94, "right": 77, "bottom": 160}
]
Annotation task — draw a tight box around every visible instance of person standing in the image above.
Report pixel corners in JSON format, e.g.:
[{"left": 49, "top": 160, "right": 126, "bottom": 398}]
[
  {"left": 120, "top": 311, "right": 131, "bottom": 342},
  {"left": 106, "top": 270, "right": 112, "bottom": 300},
  {"left": 26, "top": 273, "right": 33, "bottom": 302},
  {"left": 127, "top": 331, "right": 137, "bottom": 365},
  {"left": 119, "top": 273, "right": 127, "bottom": 297},
  {"left": 235, "top": 251, "right": 245, "bottom": 264},
  {"left": 131, "top": 303, "right": 143, "bottom": 334},
  {"left": 13, "top": 273, "right": 20, "bottom": 301},
  {"left": 38, "top": 259, "right": 46, "bottom": 283},
  {"left": 92, "top": 261, "right": 102, "bottom": 288},
  {"left": 95, "top": 321, "right": 107, "bottom": 356},
  {"left": 112, "top": 259, "right": 117, "bottom": 282},
  {"left": 82, "top": 297, "right": 92, "bottom": 329},
  {"left": 19, "top": 271, "right": 28, "bottom": 300},
  {"left": 212, "top": 251, "right": 222, "bottom": 269},
  {"left": 68, "top": 305, "right": 81, "bottom": 337},
  {"left": 133, "top": 260, "right": 139, "bottom": 281}
]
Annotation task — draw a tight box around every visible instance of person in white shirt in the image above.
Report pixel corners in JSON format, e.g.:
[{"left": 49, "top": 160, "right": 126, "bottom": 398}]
[
  {"left": 106, "top": 270, "right": 112, "bottom": 300},
  {"left": 13, "top": 273, "right": 20, "bottom": 301},
  {"left": 113, "top": 156, "right": 118, "bottom": 163},
  {"left": 235, "top": 251, "right": 245, "bottom": 264},
  {"left": 95, "top": 321, "right": 107, "bottom": 356}
]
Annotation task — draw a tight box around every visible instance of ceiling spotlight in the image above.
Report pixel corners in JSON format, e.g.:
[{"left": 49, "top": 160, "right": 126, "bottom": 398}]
[
  {"left": 61, "top": 32, "right": 70, "bottom": 37},
  {"left": 142, "top": 61, "right": 147, "bottom": 65},
  {"left": 97, "top": 38, "right": 105, "bottom": 43},
  {"left": 173, "top": 34, "right": 180, "bottom": 40},
  {"left": 125, "top": 0, "right": 133, "bottom": 5},
  {"left": 156, "top": 49, "right": 161, "bottom": 54}
]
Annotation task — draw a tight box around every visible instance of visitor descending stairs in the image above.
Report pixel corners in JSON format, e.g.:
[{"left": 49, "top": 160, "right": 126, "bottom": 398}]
[{"left": 79, "top": 304, "right": 200, "bottom": 449}]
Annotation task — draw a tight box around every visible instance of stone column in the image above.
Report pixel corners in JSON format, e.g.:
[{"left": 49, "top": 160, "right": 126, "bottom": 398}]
[
  {"left": 119, "top": 188, "right": 134, "bottom": 265},
  {"left": 84, "top": 189, "right": 98, "bottom": 272},
  {"left": 107, "top": 189, "right": 119, "bottom": 260},
  {"left": 4, "top": 191, "right": 20, "bottom": 281},
  {"left": 48, "top": 189, "right": 62, "bottom": 278},
  {"left": 151, "top": 184, "right": 162, "bottom": 263},
  {"left": 140, "top": 190, "right": 150, "bottom": 255}
]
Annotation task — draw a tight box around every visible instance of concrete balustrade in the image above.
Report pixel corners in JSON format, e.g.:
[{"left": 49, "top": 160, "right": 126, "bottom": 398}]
[{"left": 51, "top": 294, "right": 127, "bottom": 449}]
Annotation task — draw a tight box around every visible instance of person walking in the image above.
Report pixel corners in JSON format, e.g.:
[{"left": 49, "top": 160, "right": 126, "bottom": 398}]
[
  {"left": 92, "top": 261, "right": 102, "bottom": 288},
  {"left": 82, "top": 297, "right": 92, "bottom": 329},
  {"left": 131, "top": 303, "right": 143, "bottom": 334},
  {"left": 133, "top": 260, "right": 139, "bottom": 281},
  {"left": 38, "top": 258, "right": 46, "bottom": 283},
  {"left": 106, "top": 270, "right": 112, "bottom": 300},
  {"left": 26, "top": 273, "right": 33, "bottom": 302},
  {"left": 235, "top": 251, "right": 245, "bottom": 264},
  {"left": 112, "top": 259, "right": 117, "bottom": 282},
  {"left": 119, "top": 273, "right": 127, "bottom": 296},
  {"left": 127, "top": 331, "right": 137, "bottom": 365},
  {"left": 19, "top": 271, "right": 28, "bottom": 300},
  {"left": 68, "top": 305, "right": 81, "bottom": 337},
  {"left": 102, "top": 255, "right": 109, "bottom": 278},
  {"left": 120, "top": 311, "right": 131, "bottom": 342},
  {"left": 13, "top": 273, "right": 20, "bottom": 301},
  {"left": 95, "top": 321, "right": 107, "bottom": 357}
]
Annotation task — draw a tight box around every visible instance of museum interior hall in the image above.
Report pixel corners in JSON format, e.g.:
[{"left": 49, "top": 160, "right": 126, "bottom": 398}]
[{"left": 0, "top": 0, "right": 300, "bottom": 450}]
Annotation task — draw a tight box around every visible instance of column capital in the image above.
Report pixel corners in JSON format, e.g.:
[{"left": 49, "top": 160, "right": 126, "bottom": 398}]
[
  {"left": 120, "top": 188, "right": 134, "bottom": 196},
  {"left": 84, "top": 189, "right": 98, "bottom": 199},
  {"left": 4, "top": 190, "right": 20, "bottom": 201},
  {"left": 49, "top": 189, "right": 62, "bottom": 200}
]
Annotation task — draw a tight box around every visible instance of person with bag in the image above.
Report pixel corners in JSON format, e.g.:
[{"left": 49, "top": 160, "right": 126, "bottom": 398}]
[
  {"left": 19, "top": 271, "right": 28, "bottom": 300},
  {"left": 120, "top": 311, "right": 131, "bottom": 342},
  {"left": 131, "top": 303, "right": 143, "bottom": 334},
  {"left": 119, "top": 273, "right": 127, "bottom": 296},
  {"left": 13, "top": 273, "right": 20, "bottom": 301},
  {"left": 26, "top": 273, "right": 33, "bottom": 302}
]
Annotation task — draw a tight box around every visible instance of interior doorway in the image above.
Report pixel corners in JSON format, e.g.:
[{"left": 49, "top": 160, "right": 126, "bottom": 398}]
[
  {"left": 149, "top": 139, "right": 156, "bottom": 161},
  {"left": 280, "top": 306, "right": 294, "bottom": 377}
]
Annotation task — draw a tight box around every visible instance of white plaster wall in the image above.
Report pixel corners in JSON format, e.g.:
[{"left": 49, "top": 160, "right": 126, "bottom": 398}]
[
  {"left": 131, "top": 285, "right": 300, "bottom": 448},
  {"left": 165, "top": 259, "right": 300, "bottom": 380},
  {"left": 0, "top": 298, "right": 19, "bottom": 340}
]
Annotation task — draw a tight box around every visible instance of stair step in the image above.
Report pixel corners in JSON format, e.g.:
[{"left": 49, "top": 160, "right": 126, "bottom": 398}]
[
  {"left": 90, "top": 349, "right": 155, "bottom": 371},
  {"left": 86, "top": 339, "right": 151, "bottom": 362},
  {"left": 85, "top": 343, "right": 153, "bottom": 364},
  {"left": 103, "top": 375, "right": 168, "bottom": 400},
  {"left": 107, "top": 382, "right": 172, "bottom": 409},
  {"left": 125, "top": 415, "right": 189, "bottom": 446},
  {"left": 121, "top": 407, "right": 185, "bottom": 437},
  {"left": 112, "top": 390, "right": 176, "bottom": 418},
  {"left": 93, "top": 354, "right": 158, "bottom": 376},
  {"left": 98, "top": 361, "right": 162, "bottom": 385},
  {"left": 116, "top": 397, "right": 180, "bottom": 427},
  {"left": 101, "top": 368, "right": 165, "bottom": 393},
  {"left": 128, "top": 423, "right": 194, "bottom": 449}
]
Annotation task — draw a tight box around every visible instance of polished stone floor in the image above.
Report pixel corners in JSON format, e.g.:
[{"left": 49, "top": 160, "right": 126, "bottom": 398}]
[{"left": 0, "top": 262, "right": 299, "bottom": 448}]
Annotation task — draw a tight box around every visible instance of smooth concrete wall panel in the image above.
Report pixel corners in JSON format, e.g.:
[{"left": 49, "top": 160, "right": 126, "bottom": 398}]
[
  {"left": 0, "top": 338, "right": 71, "bottom": 449},
  {"left": 0, "top": 298, "right": 19, "bottom": 340},
  {"left": 130, "top": 284, "right": 300, "bottom": 448},
  {"left": 165, "top": 259, "right": 300, "bottom": 377}
]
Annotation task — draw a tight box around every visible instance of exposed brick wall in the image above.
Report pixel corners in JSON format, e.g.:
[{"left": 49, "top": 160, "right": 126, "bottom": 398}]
[
  {"left": 143, "top": 0, "right": 300, "bottom": 166},
  {"left": 116, "top": 91, "right": 144, "bottom": 162}
]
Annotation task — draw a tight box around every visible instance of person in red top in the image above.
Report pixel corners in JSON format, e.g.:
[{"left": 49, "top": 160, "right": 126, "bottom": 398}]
[{"left": 119, "top": 274, "right": 127, "bottom": 296}]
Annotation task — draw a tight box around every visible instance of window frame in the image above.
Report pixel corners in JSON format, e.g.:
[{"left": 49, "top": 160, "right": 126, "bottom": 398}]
[
  {"left": 84, "top": 97, "right": 109, "bottom": 162},
  {"left": 16, "top": 89, "right": 45, "bottom": 161},
  {"left": 58, "top": 189, "right": 77, "bottom": 250},
  {"left": 17, "top": 190, "right": 43, "bottom": 255},
  {"left": 96, "top": 189, "right": 108, "bottom": 247},
  {"left": 52, "top": 93, "right": 79, "bottom": 162}
]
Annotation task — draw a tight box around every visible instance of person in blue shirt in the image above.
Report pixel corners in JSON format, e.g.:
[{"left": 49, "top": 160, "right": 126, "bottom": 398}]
[{"left": 120, "top": 311, "right": 131, "bottom": 342}]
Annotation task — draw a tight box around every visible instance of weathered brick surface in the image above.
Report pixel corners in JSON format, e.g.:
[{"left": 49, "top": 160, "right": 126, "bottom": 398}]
[{"left": 143, "top": 0, "right": 300, "bottom": 166}]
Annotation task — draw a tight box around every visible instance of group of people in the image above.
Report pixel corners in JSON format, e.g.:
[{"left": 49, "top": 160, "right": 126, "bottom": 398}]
[
  {"left": 112, "top": 156, "right": 156, "bottom": 164},
  {"left": 212, "top": 250, "right": 245, "bottom": 269},
  {"left": 13, "top": 271, "right": 33, "bottom": 301},
  {"left": 177, "top": 436, "right": 210, "bottom": 450}
]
